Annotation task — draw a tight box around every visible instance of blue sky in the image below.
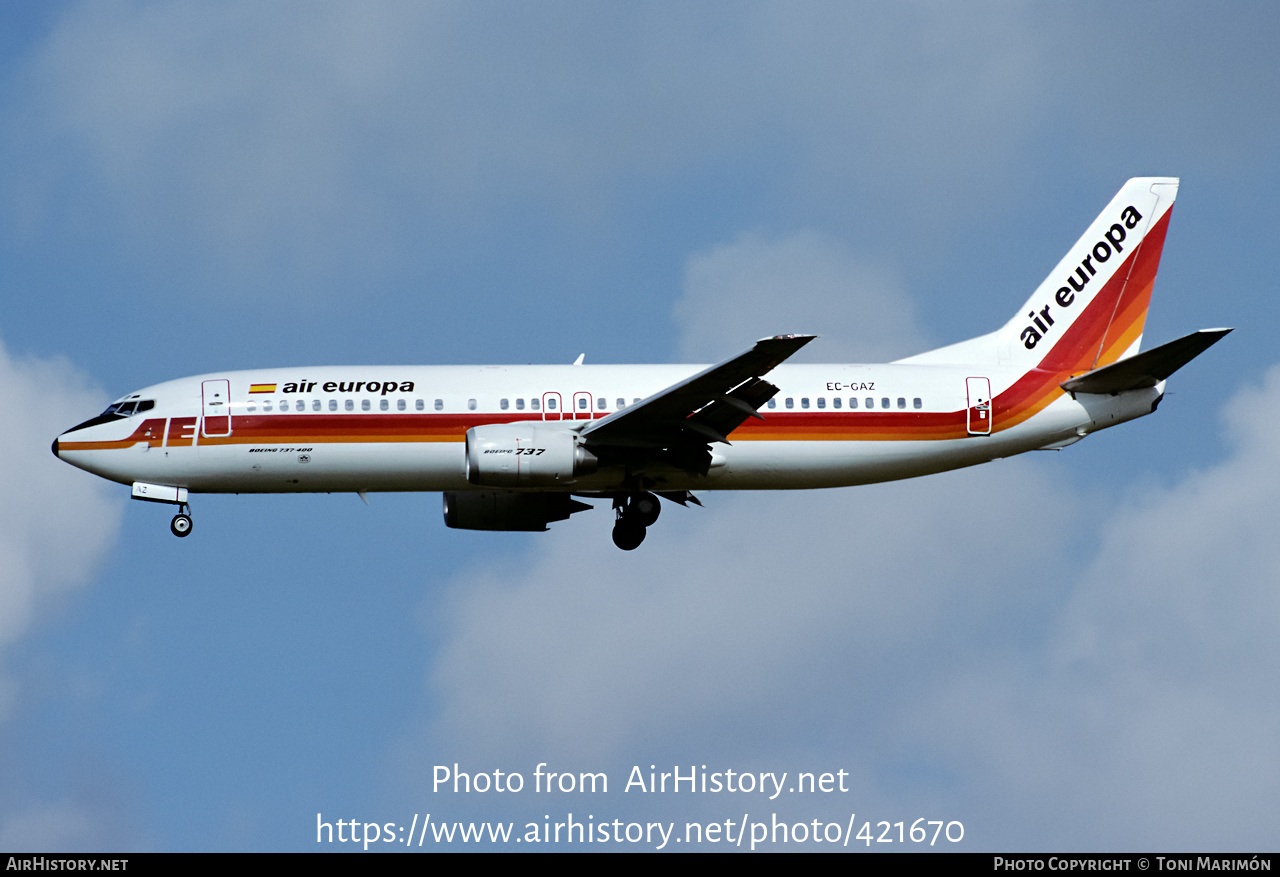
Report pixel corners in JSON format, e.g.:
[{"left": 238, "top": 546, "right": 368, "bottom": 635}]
[{"left": 2, "top": 1, "right": 1279, "bottom": 851}]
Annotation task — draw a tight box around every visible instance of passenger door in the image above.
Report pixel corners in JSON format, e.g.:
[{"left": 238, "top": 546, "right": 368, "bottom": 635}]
[{"left": 202, "top": 379, "right": 232, "bottom": 437}]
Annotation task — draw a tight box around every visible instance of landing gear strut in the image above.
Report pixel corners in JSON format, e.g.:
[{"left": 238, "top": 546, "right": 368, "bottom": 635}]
[
  {"left": 170, "top": 504, "right": 193, "bottom": 538},
  {"left": 611, "top": 492, "right": 661, "bottom": 550}
]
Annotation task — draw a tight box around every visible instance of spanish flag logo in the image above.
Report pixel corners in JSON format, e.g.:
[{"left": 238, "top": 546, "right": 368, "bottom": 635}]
[{"left": 248, "top": 383, "right": 277, "bottom": 394}]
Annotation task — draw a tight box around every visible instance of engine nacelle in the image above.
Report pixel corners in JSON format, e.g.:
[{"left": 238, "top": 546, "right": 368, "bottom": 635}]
[
  {"left": 443, "top": 491, "right": 592, "bottom": 531},
  {"left": 464, "top": 423, "right": 598, "bottom": 487}
]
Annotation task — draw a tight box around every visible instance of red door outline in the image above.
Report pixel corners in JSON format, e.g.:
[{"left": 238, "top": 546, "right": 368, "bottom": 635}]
[{"left": 541, "top": 392, "right": 563, "bottom": 421}]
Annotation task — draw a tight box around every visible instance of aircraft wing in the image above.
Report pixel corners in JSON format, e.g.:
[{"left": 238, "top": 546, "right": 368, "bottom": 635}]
[
  {"left": 581, "top": 334, "right": 815, "bottom": 450},
  {"left": 1060, "top": 329, "right": 1232, "bottom": 395}
]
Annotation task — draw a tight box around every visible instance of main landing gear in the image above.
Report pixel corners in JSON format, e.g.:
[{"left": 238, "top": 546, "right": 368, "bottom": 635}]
[
  {"left": 170, "top": 504, "right": 193, "bottom": 538},
  {"left": 611, "top": 492, "right": 661, "bottom": 551}
]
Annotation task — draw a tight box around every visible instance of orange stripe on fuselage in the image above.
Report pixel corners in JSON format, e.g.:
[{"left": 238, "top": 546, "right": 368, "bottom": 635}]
[{"left": 58, "top": 410, "right": 980, "bottom": 451}]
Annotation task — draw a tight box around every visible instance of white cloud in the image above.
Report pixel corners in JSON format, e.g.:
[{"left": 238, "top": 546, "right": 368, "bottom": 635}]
[
  {"left": 674, "top": 230, "right": 926, "bottom": 363},
  {"left": 14, "top": 2, "right": 1279, "bottom": 310},
  {"left": 955, "top": 364, "right": 1280, "bottom": 848},
  {"left": 6, "top": 2, "right": 1048, "bottom": 298},
  {"left": 413, "top": 330, "right": 1280, "bottom": 847},
  {"left": 424, "top": 461, "right": 1072, "bottom": 768},
  {"left": 0, "top": 802, "right": 131, "bottom": 853},
  {"left": 0, "top": 340, "right": 121, "bottom": 720}
]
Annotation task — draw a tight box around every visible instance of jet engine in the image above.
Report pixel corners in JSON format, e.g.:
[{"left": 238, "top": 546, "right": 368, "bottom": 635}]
[{"left": 464, "top": 423, "right": 598, "bottom": 487}]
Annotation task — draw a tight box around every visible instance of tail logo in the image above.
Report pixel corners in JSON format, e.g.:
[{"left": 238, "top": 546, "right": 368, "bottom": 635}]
[{"left": 1020, "top": 205, "right": 1144, "bottom": 350}]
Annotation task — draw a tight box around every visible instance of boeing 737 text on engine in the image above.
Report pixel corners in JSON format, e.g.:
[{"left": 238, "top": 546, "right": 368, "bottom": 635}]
[{"left": 53, "top": 178, "right": 1229, "bottom": 550}]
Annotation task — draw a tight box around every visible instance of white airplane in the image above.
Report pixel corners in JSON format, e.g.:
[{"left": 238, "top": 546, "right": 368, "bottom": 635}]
[{"left": 54, "top": 177, "right": 1228, "bottom": 550}]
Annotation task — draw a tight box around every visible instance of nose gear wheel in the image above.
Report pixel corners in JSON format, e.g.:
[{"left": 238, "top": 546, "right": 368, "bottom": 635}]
[{"left": 169, "top": 503, "right": 193, "bottom": 538}]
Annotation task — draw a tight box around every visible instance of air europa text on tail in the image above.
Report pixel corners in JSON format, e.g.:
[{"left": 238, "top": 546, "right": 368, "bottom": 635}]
[{"left": 1020, "top": 205, "right": 1144, "bottom": 350}]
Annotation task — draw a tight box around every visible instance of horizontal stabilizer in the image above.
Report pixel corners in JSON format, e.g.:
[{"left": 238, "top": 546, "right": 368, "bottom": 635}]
[{"left": 1060, "top": 329, "right": 1232, "bottom": 395}]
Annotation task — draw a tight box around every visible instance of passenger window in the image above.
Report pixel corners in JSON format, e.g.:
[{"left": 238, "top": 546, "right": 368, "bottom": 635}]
[
  {"left": 633, "top": 398, "right": 641, "bottom": 405},
  {"left": 865, "top": 397, "right": 874, "bottom": 409},
  {"left": 767, "top": 399, "right": 776, "bottom": 409},
  {"left": 434, "top": 399, "right": 443, "bottom": 411},
  {"left": 849, "top": 398, "right": 857, "bottom": 409},
  {"left": 897, "top": 397, "right": 906, "bottom": 409},
  {"left": 616, "top": 398, "right": 625, "bottom": 409},
  {"left": 801, "top": 398, "right": 809, "bottom": 409},
  {"left": 577, "top": 397, "right": 587, "bottom": 410},
  {"left": 881, "top": 398, "right": 890, "bottom": 409},
  {"left": 263, "top": 401, "right": 273, "bottom": 412},
  {"left": 344, "top": 399, "right": 354, "bottom": 412},
  {"left": 280, "top": 400, "right": 289, "bottom": 412},
  {"left": 833, "top": 398, "right": 841, "bottom": 409},
  {"left": 547, "top": 398, "right": 556, "bottom": 410},
  {"left": 785, "top": 398, "right": 794, "bottom": 409},
  {"left": 380, "top": 399, "right": 389, "bottom": 411},
  {"left": 817, "top": 397, "right": 825, "bottom": 409},
  {"left": 313, "top": 400, "right": 321, "bottom": 412},
  {"left": 516, "top": 398, "right": 525, "bottom": 410},
  {"left": 247, "top": 402, "right": 256, "bottom": 412},
  {"left": 415, "top": 399, "right": 424, "bottom": 411},
  {"left": 361, "top": 399, "right": 371, "bottom": 411},
  {"left": 468, "top": 399, "right": 477, "bottom": 411},
  {"left": 531, "top": 398, "right": 540, "bottom": 411},
  {"left": 329, "top": 399, "right": 338, "bottom": 411},
  {"left": 597, "top": 397, "right": 606, "bottom": 410},
  {"left": 913, "top": 398, "right": 922, "bottom": 409},
  {"left": 500, "top": 398, "right": 509, "bottom": 410}
]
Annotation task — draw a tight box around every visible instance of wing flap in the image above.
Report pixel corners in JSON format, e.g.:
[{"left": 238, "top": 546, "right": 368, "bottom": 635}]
[
  {"left": 582, "top": 335, "right": 814, "bottom": 448},
  {"left": 684, "top": 377, "right": 780, "bottom": 445}
]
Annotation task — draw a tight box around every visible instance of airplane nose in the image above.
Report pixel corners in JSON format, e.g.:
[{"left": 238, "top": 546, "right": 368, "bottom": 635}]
[{"left": 51, "top": 436, "right": 60, "bottom": 458}]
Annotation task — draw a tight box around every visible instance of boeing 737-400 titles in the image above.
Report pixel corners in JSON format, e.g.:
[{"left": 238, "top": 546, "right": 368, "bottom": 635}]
[{"left": 53, "top": 178, "right": 1229, "bottom": 549}]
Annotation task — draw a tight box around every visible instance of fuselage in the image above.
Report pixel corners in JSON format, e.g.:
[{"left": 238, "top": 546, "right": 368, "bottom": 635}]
[
  {"left": 50, "top": 178, "right": 1207, "bottom": 549},
  {"left": 52, "top": 361, "right": 1159, "bottom": 496}
]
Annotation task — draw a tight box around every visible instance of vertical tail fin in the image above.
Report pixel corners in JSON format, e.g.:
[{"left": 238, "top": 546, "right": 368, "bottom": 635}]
[
  {"left": 899, "top": 177, "right": 1178, "bottom": 372},
  {"left": 1002, "top": 177, "right": 1178, "bottom": 373}
]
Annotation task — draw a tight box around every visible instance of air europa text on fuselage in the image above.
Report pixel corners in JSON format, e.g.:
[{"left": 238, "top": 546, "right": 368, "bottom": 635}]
[
  {"left": 1019, "top": 204, "right": 1144, "bottom": 350},
  {"left": 272, "top": 380, "right": 417, "bottom": 395}
]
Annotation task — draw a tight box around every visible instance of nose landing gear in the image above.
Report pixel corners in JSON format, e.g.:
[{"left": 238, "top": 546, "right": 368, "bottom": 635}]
[
  {"left": 130, "top": 483, "right": 194, "bottom": 539},
  {"left": 611, "top": 492, "right": 661, "bottom": 550},
  {"left": 170, "top": 504, "right": 193, "bottom": 538}
]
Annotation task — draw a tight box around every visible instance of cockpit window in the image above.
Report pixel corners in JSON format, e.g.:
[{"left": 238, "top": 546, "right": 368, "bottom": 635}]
[
  {"left": 62, "top": 398, "right": 156, "bottom": 434},
  {"left": 104, "top": 399, "right": 154, "bottom": 417}
]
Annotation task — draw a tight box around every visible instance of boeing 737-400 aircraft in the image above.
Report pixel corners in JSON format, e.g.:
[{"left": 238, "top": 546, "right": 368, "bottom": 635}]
[{"left": 53, "top": 178, "right": 1229, "bottom": 549}]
